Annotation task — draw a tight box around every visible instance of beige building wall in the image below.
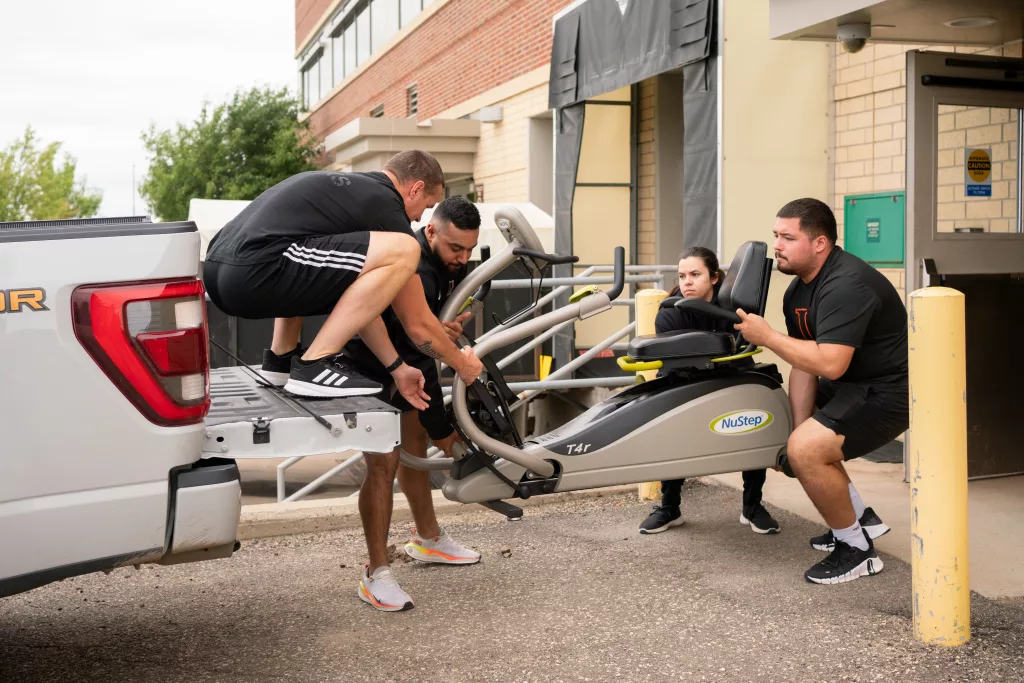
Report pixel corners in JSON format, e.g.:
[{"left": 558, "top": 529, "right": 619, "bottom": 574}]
[
  {"left": 472, "top": 82, "right": 552, "bottom": 203},
  {"left": 832, "top": 41, "right": 1024, "bottom": 300},
  {"left": 722, "top": 0, "right": 831, "bottom": 383}
]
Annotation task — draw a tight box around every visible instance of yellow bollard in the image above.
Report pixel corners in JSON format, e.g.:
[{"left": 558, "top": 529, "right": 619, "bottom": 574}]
[
  {"left": 635, "top": 288, "right": 668, "bottom": 501},
  {"left": 908, "top": 287, "right": 970, "bottom": 646}
]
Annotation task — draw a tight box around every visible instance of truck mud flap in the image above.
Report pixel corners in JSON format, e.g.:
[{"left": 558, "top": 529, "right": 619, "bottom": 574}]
[{"left": 203, "top": 367, "right": 401, "bottom": 460}]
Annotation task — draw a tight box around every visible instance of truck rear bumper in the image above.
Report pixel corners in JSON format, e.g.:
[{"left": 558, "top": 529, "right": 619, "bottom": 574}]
[{"left": 165, "top": 459, "right": 241, "bottom": 556}]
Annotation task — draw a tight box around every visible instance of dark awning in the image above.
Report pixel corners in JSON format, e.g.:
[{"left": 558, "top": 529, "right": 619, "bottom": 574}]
[{"left": 548, "top": 0, "right": 715, "bottom": 109}]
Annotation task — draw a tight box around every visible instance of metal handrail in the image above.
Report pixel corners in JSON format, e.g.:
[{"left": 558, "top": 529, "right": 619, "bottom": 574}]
[{"left": 272, "top": 262, "right": 676, "bottom": 503}]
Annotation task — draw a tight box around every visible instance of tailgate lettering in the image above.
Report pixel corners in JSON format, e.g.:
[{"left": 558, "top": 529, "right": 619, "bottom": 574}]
[{"left": 0, "top": 288, "right": 48, "bottom": 313}]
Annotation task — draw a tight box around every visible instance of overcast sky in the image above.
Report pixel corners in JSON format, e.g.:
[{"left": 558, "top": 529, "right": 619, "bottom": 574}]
[{"left": 0, "top": 0, "right": 297, "bottom": 218}]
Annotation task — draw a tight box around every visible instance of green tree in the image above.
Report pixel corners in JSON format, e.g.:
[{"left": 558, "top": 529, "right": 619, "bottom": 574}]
[
  {"left": 140, "top": 86, "right": 321, "bottom": 221},
  {"left": 0, "top": 126, "right": 103, "bottom": 222}
]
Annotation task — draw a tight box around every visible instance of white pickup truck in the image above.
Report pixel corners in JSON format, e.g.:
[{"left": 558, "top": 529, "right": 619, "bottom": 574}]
[{"left": 0, "top": 216, "right": 401, "bottom": 598}]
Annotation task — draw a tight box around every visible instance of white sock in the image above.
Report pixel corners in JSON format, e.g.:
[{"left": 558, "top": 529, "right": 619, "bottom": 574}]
[
  {"left": 848, "top": 483, "right": 866, "bottom": 519},
  {"left": 832, "top": 521, "right": 869, "bottom": 551}
]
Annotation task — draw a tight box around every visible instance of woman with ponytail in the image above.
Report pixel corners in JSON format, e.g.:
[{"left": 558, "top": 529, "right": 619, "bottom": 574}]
[{"left": 638, "top": 247, "right": 780, "bottom": 535}]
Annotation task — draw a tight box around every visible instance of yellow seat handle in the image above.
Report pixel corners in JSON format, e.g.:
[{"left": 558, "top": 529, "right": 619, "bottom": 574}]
[
  {"left": 569, "top": 285, "right": 601, "bottom": 304},
  {"left": 617, "top": 355, "right": 663, "bottom": 372},
  {"left": 457, "top": 296, "right": 476, "bottom": 315}
]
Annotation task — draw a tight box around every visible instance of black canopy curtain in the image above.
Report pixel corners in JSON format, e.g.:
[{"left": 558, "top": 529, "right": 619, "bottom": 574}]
[{"left": 548, "top": 0, "right": 719, "bottom": 368}]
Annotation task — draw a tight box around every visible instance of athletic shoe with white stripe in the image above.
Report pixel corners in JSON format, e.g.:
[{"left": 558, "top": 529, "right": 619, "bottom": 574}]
[
  {"left": 358, "top": 565, "right": 414, "bottom": 612},
  {"left": 810, "top": 507, "right": 890, "bottom": 551},
  {"left": 260, "top": 345, "right": 305, "bottom": 387},
  {"left": 404, "top": 527, "right": 481, "bottom": 565},
  {"left": 283, "top": 354, "right": 381, "bottom": 398},
  {"left": 283, "top": 242, "right": 367, "bottom": 275},
  {"left": 804, "top": 530, "right": 884, "bottom": 585}
]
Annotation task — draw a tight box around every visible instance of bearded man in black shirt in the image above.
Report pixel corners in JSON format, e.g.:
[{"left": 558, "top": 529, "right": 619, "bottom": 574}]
[{"left": 733, "top": 198, "right": 908, "bottom": 585}]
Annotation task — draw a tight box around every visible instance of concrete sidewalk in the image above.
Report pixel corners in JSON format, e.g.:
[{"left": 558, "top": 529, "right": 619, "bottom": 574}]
[
  {"left": 706, "top": 460, "right": 1024, "bottom": 598},
  {"left": 4, "top": 485, "right": 1023, "bottom": 682}
]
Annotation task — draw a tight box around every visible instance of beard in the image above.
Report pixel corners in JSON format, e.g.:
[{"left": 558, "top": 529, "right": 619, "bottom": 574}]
[{"left": 776, "top": 256, "right": 796, "bottom": 275}]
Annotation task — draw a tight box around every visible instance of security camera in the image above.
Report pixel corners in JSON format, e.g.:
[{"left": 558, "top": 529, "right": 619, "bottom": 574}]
[{"left": 837, "top": 23, "right": 870, "bottom": 53}]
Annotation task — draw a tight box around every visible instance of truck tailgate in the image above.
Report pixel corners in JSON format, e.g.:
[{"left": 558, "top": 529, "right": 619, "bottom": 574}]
[{"left": 204, "top": 367, "right": 401, "bottom": 459}]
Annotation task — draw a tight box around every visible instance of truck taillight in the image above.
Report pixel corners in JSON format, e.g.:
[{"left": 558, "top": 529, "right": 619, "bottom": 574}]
[{"left": 72, "top": 279, "right": 211, "bottom": 427}]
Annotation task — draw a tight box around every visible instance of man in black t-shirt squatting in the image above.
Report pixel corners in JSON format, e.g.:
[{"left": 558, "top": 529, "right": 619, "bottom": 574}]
[
  {"left": 342, "top": 196, "right": 484, "bottom": 611},
  {"left": 733, "top": 198, "right": 909, "bottom": 586},
  {"left": 204, "top": 150, "right": 483, "bottom": 403}
]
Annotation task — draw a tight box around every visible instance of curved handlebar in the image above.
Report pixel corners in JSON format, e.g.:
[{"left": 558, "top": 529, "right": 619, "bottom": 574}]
[
  {"left": 607, "top": 246, "right": 625, "bottom": 301},
  {"left": 511, "top": 247, "right": 580, "bottom": 265},
  {"left": 471, "top": 245, "right": 492, "bottom": 301}
]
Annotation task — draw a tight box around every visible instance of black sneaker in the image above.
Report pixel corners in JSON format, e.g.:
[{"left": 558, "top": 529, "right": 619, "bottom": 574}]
[
  {"left": 283, "top": 355, "right": 382, "bottom": 398},
  {"left": 260, "top": 345, "right": 305, "bottom": 387},
  {"left": 740, "top": 504, "right": 780, "bottom": 534},
  {"left": 810, "top": 507, "right": 891, "bottom": 551},
  {"left": 804, "top": 530, "right": 883, "bottom": 585},
  {"left": 639, "top": 505, "right": 683, "bottom": 534}
]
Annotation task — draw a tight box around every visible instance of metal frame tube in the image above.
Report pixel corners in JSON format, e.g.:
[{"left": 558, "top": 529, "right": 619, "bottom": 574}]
[
  {"left": 488, "top": 274, "right": 661, "bottom": 289},
  {"left": 276, "top": 456, "right": 302, "bottom": 502},
  {"left": 282, "top": 453, "right": 364, "bottom": 503}
]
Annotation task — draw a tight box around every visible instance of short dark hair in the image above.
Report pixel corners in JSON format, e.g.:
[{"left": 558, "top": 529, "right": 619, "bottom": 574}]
[
  {"left": 384, "top": 150, "right": 445, "bottom": 192},
  {"left": 432, "top": 196, "right": 481, "bottom": 231},
  {"left": 776, "top": 198, "right": 837, "bottom": 244}
]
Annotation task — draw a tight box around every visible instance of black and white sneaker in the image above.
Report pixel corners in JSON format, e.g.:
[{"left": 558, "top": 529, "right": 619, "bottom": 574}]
[
  {"left": 283, "top": 355, "right": 382, "bottom": 398},
  {"left": 810, "top": 507, "right": 890, "bottom": 551},
  {"left": 804, "top": 531, "right": 883, "bottom": 585},
  {"left": 639, "top": 505, "right": 683, "bottom": 534},
  {"left": 260, "top": 345, "right": 305, "bottom": 387},
  {"left": 740, "top": 504, "right": 780, "bottom": 534}
]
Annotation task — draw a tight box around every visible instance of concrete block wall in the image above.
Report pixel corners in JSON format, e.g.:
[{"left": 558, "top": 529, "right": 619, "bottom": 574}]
[{"left": 936, "top": 105, "right": 1019, "bottom": 233}]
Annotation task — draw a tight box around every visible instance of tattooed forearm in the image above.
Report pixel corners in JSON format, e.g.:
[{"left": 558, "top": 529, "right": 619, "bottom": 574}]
[{"left": 416, "top": 340, "right": 443, "bottom": 360}]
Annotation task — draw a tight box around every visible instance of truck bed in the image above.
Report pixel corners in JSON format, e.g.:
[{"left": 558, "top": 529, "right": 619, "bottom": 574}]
[{"left": 203, "top": 367, "right": 401, "bottom": 459}]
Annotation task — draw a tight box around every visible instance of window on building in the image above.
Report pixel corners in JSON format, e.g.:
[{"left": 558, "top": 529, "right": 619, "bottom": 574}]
[
  {"left": 400, "top": 0, "right": 423, "bottom": 28},
  {"left": 320, "top": 47, "right": 332, "bottom": 99},
  {"left": 407, "top": 84, "right": 418, "bottom": 117},
  {"left": 302, "top": 54, "right": 322, "bottom": 109},
  {"left": 371, "top": 104, "right": 385, "bottom": 118},
  {"left": 344, "top": 22, "right": 357, "bottom": 77},
  {"left": 356, "top": 6, "right": 371, "bottom": 65},
  {"left": 332, "top": 32, "right": 344, "bottom": 86},
  {"left": 371, "top": 0, "right": 400, "bottom": 53}
]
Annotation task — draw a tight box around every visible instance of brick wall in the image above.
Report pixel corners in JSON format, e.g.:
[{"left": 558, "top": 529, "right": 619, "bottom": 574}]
[
  {"left": 831, "top": 40, "right": 1023, "bottom": 297},
  {"left": 473, "top": 84, "right": 550, "bottom": 203},
  {"left": 296, "top": 0, "right": 335, "bottom": 51},
  {"left": 637, "top": 78, "right": 657, "bottom": 267},
  {"left": 303, "top": 0, "right": 573, "bottom": 147}
]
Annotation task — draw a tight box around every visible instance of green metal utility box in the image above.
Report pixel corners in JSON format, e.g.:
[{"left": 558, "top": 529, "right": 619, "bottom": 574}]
[{"left": 843, "top": 191, "right": 905, "bottom": 267}]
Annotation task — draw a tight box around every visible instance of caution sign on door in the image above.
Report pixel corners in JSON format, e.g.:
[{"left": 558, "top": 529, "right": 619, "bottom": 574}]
[{"left": 965, "top": 147, "right": 992, "bottom": 197}]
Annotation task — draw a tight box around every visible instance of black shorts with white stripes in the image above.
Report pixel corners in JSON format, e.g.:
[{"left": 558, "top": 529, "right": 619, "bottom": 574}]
[{"left": 204, "top": 232, "right": 371, "bottom": 319}]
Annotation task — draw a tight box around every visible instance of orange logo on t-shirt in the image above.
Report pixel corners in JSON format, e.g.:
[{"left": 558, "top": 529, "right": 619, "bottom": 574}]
[{"left": 794, "top": 308, "right": 812, "bottom": 339}]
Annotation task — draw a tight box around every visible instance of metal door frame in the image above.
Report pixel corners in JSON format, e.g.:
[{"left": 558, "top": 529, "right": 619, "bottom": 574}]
[
  {"left": 906, "top": 49, "right": 1024, "bottom": 292},
  {"left": 906, "top": 49, "right": 1024, "bottom": 481}
]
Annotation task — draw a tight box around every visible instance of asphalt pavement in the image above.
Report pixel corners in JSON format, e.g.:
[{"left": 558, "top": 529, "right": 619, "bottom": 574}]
[{"left": 2, "top": 482, "right": 1023, "bottom": 682}]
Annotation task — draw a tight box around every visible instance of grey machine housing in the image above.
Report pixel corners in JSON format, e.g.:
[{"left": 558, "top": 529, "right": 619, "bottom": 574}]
[{"left": 434, "top": 207, "right": 792, "bottom": 505}]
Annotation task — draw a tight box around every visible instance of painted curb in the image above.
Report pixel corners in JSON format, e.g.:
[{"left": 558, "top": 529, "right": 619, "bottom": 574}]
[{"left": 238, "top": 484, "right": 639, "bottom": 541}]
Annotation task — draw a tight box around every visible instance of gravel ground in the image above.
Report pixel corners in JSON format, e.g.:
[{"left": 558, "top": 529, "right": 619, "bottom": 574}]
[{"left": 2, "top": 481, "right": 1022, "bottom": 682}]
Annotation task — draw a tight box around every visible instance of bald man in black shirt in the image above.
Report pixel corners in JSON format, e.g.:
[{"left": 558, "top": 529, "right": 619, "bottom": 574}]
[{"left": 734, "top": 198, "right": 908, "bottom": 586}]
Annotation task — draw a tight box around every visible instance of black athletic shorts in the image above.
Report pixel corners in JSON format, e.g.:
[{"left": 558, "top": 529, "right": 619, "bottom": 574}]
[
  {"left": 813, "top": 378, "right": 909, "bottom": 460},
  {"left": 204, "top": 232, "right": 371, "bottom": 319}
]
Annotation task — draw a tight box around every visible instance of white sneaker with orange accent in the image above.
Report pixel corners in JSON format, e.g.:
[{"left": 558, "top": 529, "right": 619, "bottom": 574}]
[
  {"left": 404, "top": 528, "right": 481, "bottom": 565},
  {"left": 358, "top": 565, "right": 414, "bottom": 612}
]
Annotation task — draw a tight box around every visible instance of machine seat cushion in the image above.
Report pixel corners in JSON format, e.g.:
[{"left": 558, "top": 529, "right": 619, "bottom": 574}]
[{"left": 628, "top": 330, "right": 735, "bottom": 361}]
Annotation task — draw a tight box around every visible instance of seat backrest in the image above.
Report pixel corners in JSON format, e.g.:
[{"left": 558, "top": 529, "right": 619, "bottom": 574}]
[{"left": 717, "top": 241, "right": 771, "bottom": 316}]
